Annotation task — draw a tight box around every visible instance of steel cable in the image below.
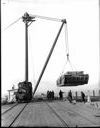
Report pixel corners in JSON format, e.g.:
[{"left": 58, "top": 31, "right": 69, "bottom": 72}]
[
  {"left": 3, "top": 17, "right": 21, "bottom": 31},
  {"left": 30, "top": 14, "right": 62, "bottom": 22},
  {"left": 60, "top": 23, "right": 77, "bottom": 75}
]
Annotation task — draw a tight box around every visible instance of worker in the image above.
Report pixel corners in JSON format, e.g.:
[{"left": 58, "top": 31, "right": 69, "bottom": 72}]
[
  {"left": 47, "top": 90, "right": 49, "bottom": 99},
  {"left": 52, "top": 91, "right": 54, "bottom": 99},
  {"left": 59, "top": 90, "right": 63, "bottom": 100},
  {"left": 51, "top": 90, "right": 54, "bottom": 99},
  {"left": 49, "top": 91, "right": 51, "bottom": 99},
  {"left": 68, "top": 90, "right": 72, "bottom": 103},
  {"left": 51, "top": 91, "right": 53, "bottom": 99},
  {"left": 81, "top": 91, "right": 85, "bottom": 103}
]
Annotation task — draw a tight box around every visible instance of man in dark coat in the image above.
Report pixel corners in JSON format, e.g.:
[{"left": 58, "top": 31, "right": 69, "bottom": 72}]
[
  {"left": 68, "top": 90, "right": 72, "bottom": 103},
  {"left": 81, "top": 91, "right": 85, "bottom": 103},
  {"left": 59, "top": 90, "right": 63, "bottom": 99}
]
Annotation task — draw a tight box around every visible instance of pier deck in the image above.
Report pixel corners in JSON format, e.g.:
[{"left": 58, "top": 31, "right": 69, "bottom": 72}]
[{"left": 1, "top": 100, "right": 100, "bottom": 127}]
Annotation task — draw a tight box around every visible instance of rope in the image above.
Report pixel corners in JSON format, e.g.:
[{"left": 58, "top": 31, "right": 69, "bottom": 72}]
[
  {"left": 60, "top": 57, "right": 68, "bottom": 75},
  {"left": 65, "top": 23, "right": 69, "bottom": 55},
  {"left": 64, "top": 23, "right": 78, "bottom": 72},
  {"left": 60, "top": 23, "right": 70, "bottom": 75},
  {"left": 60, "top": 22, "right": 77, "bottom": 76},
  {"left": 30, "top": 14, "right": 62, "bottom": 22},
  {"left": 3, "top": 17, "right": 21, "bottom": 31}
]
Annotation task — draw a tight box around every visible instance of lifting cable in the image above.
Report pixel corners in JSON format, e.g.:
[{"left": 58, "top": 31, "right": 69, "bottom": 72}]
[
  {"left": 65, "top": 23, "right": 77, "bottom": 71},
  {"left": 65, "top": 23, "right": 69, "bottom": 55},
  {"left": 60, "top": 23, "right": 76, "bottom": 75}
]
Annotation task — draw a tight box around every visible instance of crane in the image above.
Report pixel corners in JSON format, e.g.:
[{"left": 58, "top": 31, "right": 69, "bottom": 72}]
[
  {"left": 21, "top": 12, "right": 67, "bottom": 97},
  {"left": 5, "top": 12, "right": 89, "bottom": 102}
]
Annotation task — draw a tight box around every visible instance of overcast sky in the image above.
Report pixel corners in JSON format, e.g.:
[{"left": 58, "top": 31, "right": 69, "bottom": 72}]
[{"left": 1, "top": 0, "right": 99, "bottom": 96}]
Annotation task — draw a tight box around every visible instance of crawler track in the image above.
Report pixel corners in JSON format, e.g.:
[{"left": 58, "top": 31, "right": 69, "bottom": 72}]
[{"left": 46, "top": 102, "right": 69, "bottom": 127}]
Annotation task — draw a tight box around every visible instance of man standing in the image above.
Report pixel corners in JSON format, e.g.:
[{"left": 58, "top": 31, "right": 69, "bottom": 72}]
[
  {"left": 68, "top": 90, "right": 72, "bottom": 103},
  {"left": 81, "top": 91, "right": 85, "bottom": 103},
  {"left": 59, "top": 90, "right": 63, "bottom": 100}
]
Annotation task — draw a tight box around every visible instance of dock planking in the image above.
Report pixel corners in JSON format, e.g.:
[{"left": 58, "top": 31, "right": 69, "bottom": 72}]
[
  {"left": 12, "top": 102, "right": 68, "bottom": 127},
  {"left": 2, "top": 103, "right": 27, "bottom": 127},
  {"left": 47, "top": 101, "right": 100, "bottom": 127},
  {"left": 1, "top": 103, "right": 17, "bottom": 114},
  {"left": 1, "top": 100, "right": 100, "bottom": 127}
]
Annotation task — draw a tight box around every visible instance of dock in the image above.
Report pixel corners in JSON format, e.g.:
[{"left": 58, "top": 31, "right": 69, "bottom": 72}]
[{"left": 1, "top": 100, "right": 100, "bottom": 127}]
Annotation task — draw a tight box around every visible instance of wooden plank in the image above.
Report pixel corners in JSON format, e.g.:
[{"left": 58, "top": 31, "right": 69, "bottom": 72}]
[
  {"left": 65, "top": 101, "right": 100, "bottom": 125},
  {"left": 12, "top": 102, "right": 67, "bottom": 127},
  {"left": 1, "top": 103, "right": 17, "bottom": 113},
  {"left": 1, "top": 101, "right": 100, "bottom": 127},
  {"left": 47, "top": 100, "right": 100, "bottom": 127},
  {"left": 1, "top": 103, "right": 26, "bottom": 127}
]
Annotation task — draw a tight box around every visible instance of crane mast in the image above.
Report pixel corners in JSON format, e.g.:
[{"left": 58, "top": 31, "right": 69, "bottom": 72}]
[{"left": 22, "top": 13, "right": 35, "bottom": 82}]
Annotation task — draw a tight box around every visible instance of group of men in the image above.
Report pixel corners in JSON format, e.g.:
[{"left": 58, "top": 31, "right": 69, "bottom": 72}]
[
  {"left": 46, "top": 89, "right": 86, "bottom": 103},
  {"left": 47, "top": 91, "right": 54, "bottom": 99},
  {"left": 67, "top": 90, "right": 86, "bottom": 103}
]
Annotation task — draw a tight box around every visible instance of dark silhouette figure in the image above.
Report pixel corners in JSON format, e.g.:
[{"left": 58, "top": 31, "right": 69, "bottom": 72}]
[
  {"left": 47, "top": 91, "right": 49, "bottom": 99},
  {"left": 49, "top": 91, "right": 52, "bottom": 99},
  {"left": 51, "top": 91, "right": 52, "bottom": 99},
  {"left": 59, "top": 90, "right": 63, "bottom": 99},
  {"left": 81, "top": 91, "right": 85, "bottom": 103},
  {"left": 51, "top": 90, "right": 54, "bottom": 99},
  {"left": 68, "top": 90, "right": 72, "bottom": 103},
  {"left": 47, "top": 90, "right": 55, "bottom": 100},
  {"left": 53, "top": 91, "right": 54, "bottom": 99}
]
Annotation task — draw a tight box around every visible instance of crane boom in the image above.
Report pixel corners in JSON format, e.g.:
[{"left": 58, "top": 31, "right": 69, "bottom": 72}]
[{"left": 33, "top": 19, "right": 66, "bottom": 96}]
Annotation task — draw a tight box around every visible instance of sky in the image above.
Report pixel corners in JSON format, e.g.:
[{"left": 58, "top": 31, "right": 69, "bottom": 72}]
[{"left": 1, "top": 0, "right": 100, "bottom": 97}]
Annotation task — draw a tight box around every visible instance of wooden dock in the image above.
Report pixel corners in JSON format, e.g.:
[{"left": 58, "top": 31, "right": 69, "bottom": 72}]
[{"left": 1, "top": 100, "right": 100, "bottom": 127}]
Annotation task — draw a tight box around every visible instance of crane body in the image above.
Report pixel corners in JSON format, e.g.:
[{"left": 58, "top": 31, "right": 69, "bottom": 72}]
[{"left": 15, "top": 12, "right": 67, "bottom": 101}]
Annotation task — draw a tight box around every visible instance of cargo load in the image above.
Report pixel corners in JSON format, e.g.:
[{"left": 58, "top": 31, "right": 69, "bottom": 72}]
[{"left": 57, "top": 71, "right": 89, "bottom": 87}]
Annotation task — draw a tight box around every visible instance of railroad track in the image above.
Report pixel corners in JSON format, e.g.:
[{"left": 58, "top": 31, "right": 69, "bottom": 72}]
[
  {"left": 2, "top": 103, "right": 19, "bottom": 115},
  {"left": 2, "top": 101, "right": 69, "bottom": 127},
  {"left": 2, "top": 103, "right": 28, "bottom": 127},
  {"left": 45, "top": 102, "right": 69, "bottom": 127},
  {"left": 56, "top": 101, "right": 99, "bottom": 126}
]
